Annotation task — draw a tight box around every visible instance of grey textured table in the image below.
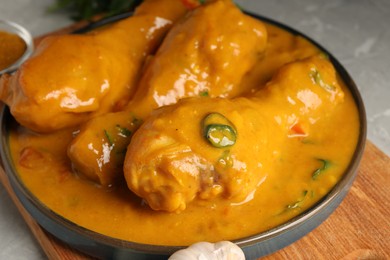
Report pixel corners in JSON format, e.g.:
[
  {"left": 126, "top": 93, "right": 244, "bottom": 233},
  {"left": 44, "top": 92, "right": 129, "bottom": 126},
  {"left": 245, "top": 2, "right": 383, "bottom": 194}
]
[{"left": 0, "top": 0, "right": 389, "bottom": 259}]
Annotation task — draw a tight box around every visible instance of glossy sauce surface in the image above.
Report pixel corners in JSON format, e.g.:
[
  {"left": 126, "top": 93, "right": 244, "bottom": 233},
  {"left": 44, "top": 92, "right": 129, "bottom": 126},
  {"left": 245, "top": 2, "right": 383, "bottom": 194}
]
[
  {"left": 0, "top": 30, "right": 26, "bottom": 71},
  {"left": 8, "top": 22, "right": 360, "bottom": 245},
  {"left": 0, "top": 0, "right": 187, "bottom": 132},
  {"left": 68, "top": 0, "right": 268, "bottom": 187}
]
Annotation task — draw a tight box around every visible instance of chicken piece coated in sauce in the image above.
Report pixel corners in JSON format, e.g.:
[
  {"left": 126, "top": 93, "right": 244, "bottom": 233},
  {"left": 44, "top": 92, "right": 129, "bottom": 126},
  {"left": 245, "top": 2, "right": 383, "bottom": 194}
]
[
  {"left": 68, "top": 0, "right": 268, "bottom": 187},
  {"left": 124, "top": 56, "right": 344, "bottom": 212},
  {"left": 0, "top": 0, "right": 187, "bottom": 133}
]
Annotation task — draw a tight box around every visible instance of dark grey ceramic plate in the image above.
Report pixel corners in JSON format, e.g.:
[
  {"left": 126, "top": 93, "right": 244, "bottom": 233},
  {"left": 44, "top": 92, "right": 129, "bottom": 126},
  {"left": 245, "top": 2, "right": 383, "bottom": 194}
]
[{"left": 0, "top": 11, "right": 366, "bottom": 260}]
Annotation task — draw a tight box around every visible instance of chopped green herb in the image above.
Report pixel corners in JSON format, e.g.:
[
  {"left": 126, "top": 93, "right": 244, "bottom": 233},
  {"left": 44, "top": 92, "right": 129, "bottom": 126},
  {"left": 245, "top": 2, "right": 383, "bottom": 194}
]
[
  {"left": 116, "top": 125, "right": 132, "bottom": 137},
  {"left": 131, "top": 115, "right": 143, "bottom": 127},
  {"left": 104, "top": 129, "right": 114, "bottom": 146},
  {"left": 199, "top": 90, "right": 209, "bottom": 97},
  {"left": 309, "top": 68, "right": 336, "bottom": 92},
  {"left": 312, "top": 159, "right": 331, "bottom": 180},
  {"left": 310, "top": 69, "right": 321, "bottom": 85},
  {"left": 199, "top": 0, "right": 206, "bottom": 4},
  {"left": 319, "top": 52, "right": 329, "bottom": 60},
  {"left": 202, "top": 113, "right": 237, "bottom": 148},
  {"left": 286, "top": 190, "right": 308, "bottom": 210}
]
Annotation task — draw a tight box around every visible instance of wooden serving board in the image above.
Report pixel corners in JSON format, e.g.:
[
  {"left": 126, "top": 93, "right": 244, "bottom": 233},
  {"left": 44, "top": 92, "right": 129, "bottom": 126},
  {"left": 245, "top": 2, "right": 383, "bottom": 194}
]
[
  {"left": 1, "top": 22, "right": 389, "bottom": 259},
  {"left": 0, "top": 140, "right": 389, "bottom": 260}
]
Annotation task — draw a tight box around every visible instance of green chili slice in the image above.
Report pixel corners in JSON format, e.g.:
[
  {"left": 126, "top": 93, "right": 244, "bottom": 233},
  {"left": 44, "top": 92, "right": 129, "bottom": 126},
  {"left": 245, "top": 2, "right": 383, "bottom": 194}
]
[
  {"left": 205, "top": 124, "right": 236, "bottom": 147},
  {"left": 202, "top": 113, "right": 237, "bottom": 148}
]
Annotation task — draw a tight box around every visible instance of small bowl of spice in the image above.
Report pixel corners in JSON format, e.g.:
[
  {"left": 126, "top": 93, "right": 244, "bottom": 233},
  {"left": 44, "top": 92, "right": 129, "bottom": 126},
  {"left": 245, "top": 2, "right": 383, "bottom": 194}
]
[{"left": 0, "top": 20, "right": 34, "bottom": 75}]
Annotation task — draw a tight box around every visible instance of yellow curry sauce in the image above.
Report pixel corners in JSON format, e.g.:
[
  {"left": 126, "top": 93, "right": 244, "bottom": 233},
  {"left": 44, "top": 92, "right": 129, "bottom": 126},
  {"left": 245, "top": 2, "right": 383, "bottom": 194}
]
[
  {"left": 0, "top": 30, "right": 26, "bottom": 71},
  {"left": 8, "top": 23, "right": 360, "bottom": 245}
]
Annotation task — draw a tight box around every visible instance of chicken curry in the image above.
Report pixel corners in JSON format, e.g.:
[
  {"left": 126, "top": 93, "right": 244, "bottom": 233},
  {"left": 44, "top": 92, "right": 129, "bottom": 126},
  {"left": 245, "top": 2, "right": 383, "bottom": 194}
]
[{"left": 2, "top": 0, "right": 360, "bottom": 246}]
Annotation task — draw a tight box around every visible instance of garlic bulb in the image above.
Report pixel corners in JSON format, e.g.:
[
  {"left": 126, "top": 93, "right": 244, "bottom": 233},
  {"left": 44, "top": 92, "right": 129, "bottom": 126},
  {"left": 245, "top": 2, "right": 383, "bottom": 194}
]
[{"left": 169, "top": 241, "right": 245, "bottom": 260}]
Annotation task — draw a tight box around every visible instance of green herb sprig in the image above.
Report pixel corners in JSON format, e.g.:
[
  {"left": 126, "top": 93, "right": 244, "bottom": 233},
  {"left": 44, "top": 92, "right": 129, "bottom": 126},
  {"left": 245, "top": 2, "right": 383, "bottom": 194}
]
[{"left": 312, "top": 159, "right": 331, "bottom": 180}]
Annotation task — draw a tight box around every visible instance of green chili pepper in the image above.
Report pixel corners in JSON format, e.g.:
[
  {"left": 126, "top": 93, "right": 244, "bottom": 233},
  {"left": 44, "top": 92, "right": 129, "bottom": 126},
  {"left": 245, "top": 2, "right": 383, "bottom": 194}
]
[
  {"left": 205, "top": 125, "right": 236, "bottom": 148},
  {"left": 202, "top": 113, "right": 237, "bottom": 148}
]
